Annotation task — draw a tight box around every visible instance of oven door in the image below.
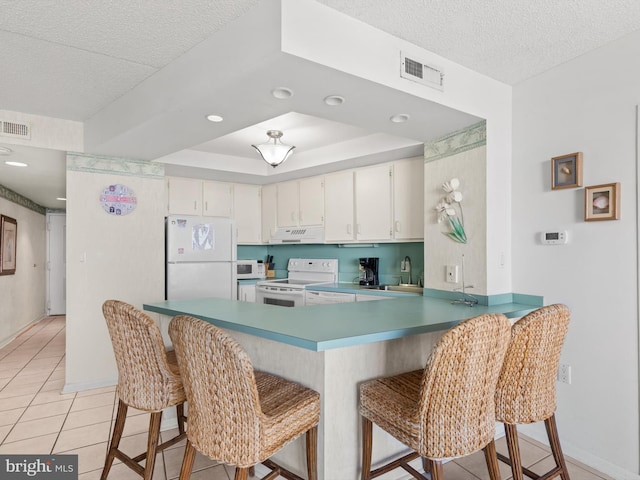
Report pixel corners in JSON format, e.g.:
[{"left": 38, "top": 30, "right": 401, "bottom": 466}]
[{"left": 255, "top": 284, "right": 305, "bottom": 307}]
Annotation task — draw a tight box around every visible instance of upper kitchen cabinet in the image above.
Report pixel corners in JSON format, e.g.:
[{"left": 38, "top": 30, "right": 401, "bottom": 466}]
[
  {"left": 276, "top": 177, "right": 324, "bottom": 227},
  {"left": 261, "top": 183, "right": 277, "bottom": 243},
  {"left": 166, "top": 176, "right": 202, "bottom": 215},
  {"left": 167, "top": 177, "right": 232, "bottom": 217},
  {"left": 324, "top": 170, "right": 355, "bottom": 242},
  {"left": 392, "top": 158, "right": 424, "bottom": 240},
  {"left": 355, "top": 164, "right": 392, "bottom": 241},
  {"left": 233, "top": 184, "right": 261, "bottom": 244},
  {"left": 203, "top": 181, "right": 232, "bottom": 217}
]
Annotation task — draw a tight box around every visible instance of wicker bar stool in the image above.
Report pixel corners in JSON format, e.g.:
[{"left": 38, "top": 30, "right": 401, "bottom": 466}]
[
  {"left": 168, "top": 315, "right": 321, "bottom": 480},
  {"left": 495, "top": 304, "right": 571, "bottom": 480},
  {"left": 359, "top": 313, "right": 511, "bottom": 480},
  {"left": 101, "top": 300, "right": 187, "bottom": 480}
]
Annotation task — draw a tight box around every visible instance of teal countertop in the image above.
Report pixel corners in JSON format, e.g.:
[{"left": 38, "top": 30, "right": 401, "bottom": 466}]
[{"left": 144, "top": 292, "right": 542, "bottom": 352}]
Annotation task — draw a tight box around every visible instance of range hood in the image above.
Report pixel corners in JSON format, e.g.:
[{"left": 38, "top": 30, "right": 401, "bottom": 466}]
[{"left": 269, "top": 226, "right": 325, "bottom": 244}]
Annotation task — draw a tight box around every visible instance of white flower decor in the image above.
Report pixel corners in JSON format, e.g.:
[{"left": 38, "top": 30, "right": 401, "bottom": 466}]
[{"left": 435, "top": 177, "right": 467, "bottom": 243}]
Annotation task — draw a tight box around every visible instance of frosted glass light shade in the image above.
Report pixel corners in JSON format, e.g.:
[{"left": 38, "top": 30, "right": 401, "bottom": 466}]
[{"left": 252, "top": 130, "right": 295, "bottom": 167}]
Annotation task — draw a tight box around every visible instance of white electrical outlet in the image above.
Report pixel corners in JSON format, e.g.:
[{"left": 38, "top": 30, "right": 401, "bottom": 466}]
[
  {"left": 445, "top": 265, "right": 458, "bottom": 283},
  {"left": 401, "top": 260, "right": 410, "bottom": 273},
  {"left": 557, "top": 364, "right": 572, "bottom": 384}
]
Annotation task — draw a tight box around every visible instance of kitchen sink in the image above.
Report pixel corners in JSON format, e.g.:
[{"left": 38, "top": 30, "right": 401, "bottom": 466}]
[{"left": 362, "top": 284, "right": 423, "bottom": 294}]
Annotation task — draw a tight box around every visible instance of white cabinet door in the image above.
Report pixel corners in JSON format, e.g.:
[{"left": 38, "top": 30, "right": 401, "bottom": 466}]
[
  {"left": 298, "top": 176, "right": 324, "bottom": 226},
  {"left": 355, "top": 164, "right": 392, "bottom": 241},
  {"left": 276, "top": 177, "right": 324, "bottom": 227},
  {"left": 238, "top": 283, "right": 256, "bottom": 302},
  {"left": 276, "top": 181, "right": 299, "bottom": 227},
  {"left": 393, "top": 158, "right": 424, "bottom": 240},
  {"left": 234, "top": 184, "right": 262, "bottom": 244},
  {"left": 203, "top": 180, "right": 232, "bottom": 217},
  {"left": 167, "top": 177, "right": 202, "bottom": 214},
  {"left": 261, "top": 183, "right": 277, "bottom": 243},
  {"left": 324, "top": 170, "right": 355, "bottom": 242}
]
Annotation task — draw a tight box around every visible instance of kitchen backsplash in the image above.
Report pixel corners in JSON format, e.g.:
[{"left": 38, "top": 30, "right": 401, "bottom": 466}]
[{"left": 238, "top": 243, "right": 424, "bottom": 285}]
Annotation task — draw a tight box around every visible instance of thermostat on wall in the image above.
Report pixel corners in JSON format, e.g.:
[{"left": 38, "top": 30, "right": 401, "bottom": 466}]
[{"left": 540, "top": 231, "right": 568, "bottom": 245}]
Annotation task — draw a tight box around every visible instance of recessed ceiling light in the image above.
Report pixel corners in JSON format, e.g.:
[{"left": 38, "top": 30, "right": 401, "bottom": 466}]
[
  {"left": 324, "top": 95, "right": 345, "bottom": 106},
  {"left": 271, "top": 87, "right": 294, "bottom": 99},
  {"left": 390, "top": 114, "right": 410, "bottom": 123},
  {"left": 206, "top": 114, "right": 224, "bottom": 122},
  {"left": 0, "top": 146, "right": 12, "bottom": 155},
  {"left": 5, "top": 161, "right": 27, "bottom": 167},
  {"left": 56, "top": 197, "right": 67, "bottom": 201}
]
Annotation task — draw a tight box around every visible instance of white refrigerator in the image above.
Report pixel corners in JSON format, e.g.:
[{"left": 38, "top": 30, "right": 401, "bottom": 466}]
[{"left": 166, "top": 215, "right": 237, "bottom": 301}]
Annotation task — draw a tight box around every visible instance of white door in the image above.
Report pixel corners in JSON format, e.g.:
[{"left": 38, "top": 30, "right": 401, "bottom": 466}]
[{"left": 46, "top": 213, "right": 66, "bottom": 315}]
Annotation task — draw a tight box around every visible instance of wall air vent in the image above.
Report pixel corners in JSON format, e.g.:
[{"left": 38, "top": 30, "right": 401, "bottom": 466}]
[
  {"left": 400, "top": 52, "right": 444, "bottom": 91},
  {"left": 0, "top": 120, "right": 31, "bottom": 139}
]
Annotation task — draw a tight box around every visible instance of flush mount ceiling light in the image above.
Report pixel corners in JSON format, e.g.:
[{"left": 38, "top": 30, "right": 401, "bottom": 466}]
[
  {"left": 324, "top": 95, "right": 345, "bottom": 106},
  {"left": 390, "top": 113, "right": 410, "bottom": 123},
  {"left": 0, "top": 146, "right": 12, "bottom": 155},
  {"left": 205, "top": 114, "right": 224, "bottom": 122},
  {"left": 5, "top": 161, "right": 27, "bottom": 167},
  {"left": 252, "top": 130, "right": 295, "bottom": 168}
]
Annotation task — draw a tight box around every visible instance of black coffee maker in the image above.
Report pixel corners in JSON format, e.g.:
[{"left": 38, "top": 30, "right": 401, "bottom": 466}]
[{"left": 359, "top": 257, "right": 379, "bottom": 286}]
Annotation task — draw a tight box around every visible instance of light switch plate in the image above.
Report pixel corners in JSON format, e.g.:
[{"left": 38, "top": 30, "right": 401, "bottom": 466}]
[{"left": 446, "top": 265, "right": 458, "bottom": 283}]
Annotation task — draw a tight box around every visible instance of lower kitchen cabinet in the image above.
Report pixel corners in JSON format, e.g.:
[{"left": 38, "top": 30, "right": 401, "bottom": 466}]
[{"left": 238, "top": 283, "right": 256, "bottom": 302}]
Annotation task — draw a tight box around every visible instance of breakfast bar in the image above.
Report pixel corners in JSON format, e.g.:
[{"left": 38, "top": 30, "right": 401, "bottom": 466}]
[{"left": 144, "top": 293, "right": 541, "bottom": 479}]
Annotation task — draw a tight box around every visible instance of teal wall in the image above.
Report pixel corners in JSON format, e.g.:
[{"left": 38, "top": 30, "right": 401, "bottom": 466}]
[{"left": 238, "top": 242, "right": 424, "bottom": 285}]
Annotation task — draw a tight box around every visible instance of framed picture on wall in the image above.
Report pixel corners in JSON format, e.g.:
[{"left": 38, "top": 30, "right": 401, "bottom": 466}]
[
  {"left": 551, "top": 152, "right": 583, "bottom": 190},
  {"left": 0, "top": 215, "right": 17, "bottom": 275},
  {"left": 584, "top": 183, "right": 620, "bottom": 221}
]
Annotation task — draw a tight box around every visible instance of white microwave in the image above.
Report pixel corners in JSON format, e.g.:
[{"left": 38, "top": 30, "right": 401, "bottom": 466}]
[{"left": 237, "top": 260, "right": 266, "bottom": 279}]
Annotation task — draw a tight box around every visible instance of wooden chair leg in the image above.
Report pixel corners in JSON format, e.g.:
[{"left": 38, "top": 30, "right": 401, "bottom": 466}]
[
  {"left": 421, "top": 457, "right": 431, "bottom": 474},
  {"left": 101, "top": 399, "right": 128, "bottom": 480},
  {"left": 427, "top": 459, "right": 443, "bottom": 480},
  {"left": 361, "top": 417, "right": 373, "bottom": 480},
  {"left": 178, "top": 440, "right": 197, "bottom": 480},
  {"left": 545, "top": 414, "right": 571, "bottom": 480},
  {"left": 504, "top": 423, "right": 524, "bottom": 480},
  {"left": 176, "top": 403, "right": 186, "bottom": 434},
  {"left": 483, "top": 439, "right": 501, "bottom": 480},
  {"left": 142, "top": 411, "right": 163, "bottom": 480},
  {"left": 306, "top": 426, "right": 318, "bottom": 480},
  {"left": 249, "top": 466, "right": 255, "bottom": 476},
  {"left": 235, "top": 467, "right": 250, "bottom": 480}
]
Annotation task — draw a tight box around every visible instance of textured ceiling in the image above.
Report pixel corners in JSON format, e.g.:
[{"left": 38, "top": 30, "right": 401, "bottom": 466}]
[{"left": 2, "top": 0, "right": 640, "bottom": 122}]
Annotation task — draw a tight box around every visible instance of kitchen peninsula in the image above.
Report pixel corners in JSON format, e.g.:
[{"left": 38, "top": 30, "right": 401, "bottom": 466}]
[{"left": 144, "top": 292, "right": 541, "bottom": 479}]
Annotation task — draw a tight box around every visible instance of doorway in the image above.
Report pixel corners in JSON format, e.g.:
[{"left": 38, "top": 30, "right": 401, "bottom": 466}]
[{"left": 46, "top": 213, "right": 66, "bottom": 315}]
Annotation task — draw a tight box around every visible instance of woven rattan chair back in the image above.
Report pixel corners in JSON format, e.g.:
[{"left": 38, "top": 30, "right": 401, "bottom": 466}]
[
  {"left": 495, "top": 304, "right": 570, "bottom": 424},
  {"left": 417, "top": 313, "right": 511, "bottom": 458},
  {"left": 102, "top": 299, "right": 184, "bottom": 411},
  {"left": 494, "top": 304, "right": 571, "bottom": 480},
  {"left": 169, "top": 315, "right": 269, "bottom": 466},
  {"left": 101, "top": 300, "right": 186, "bottom": 480}
]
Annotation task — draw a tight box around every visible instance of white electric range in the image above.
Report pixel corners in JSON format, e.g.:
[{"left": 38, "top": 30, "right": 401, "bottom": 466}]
[{"left": 255, "top": 258, "right": 339, "bottom": 307}]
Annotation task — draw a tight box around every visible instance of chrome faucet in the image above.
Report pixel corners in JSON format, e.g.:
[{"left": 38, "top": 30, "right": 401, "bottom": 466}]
[{"left": 402, "top": 256, "right": 412, "bottom": 285}]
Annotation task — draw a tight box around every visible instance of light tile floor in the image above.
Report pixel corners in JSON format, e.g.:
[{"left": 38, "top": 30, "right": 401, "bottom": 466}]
[{"left": 0, "top": 316, "right": 614, "bottom": 480}]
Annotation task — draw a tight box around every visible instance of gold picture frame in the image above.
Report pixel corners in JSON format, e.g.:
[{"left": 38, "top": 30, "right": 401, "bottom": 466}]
[
  {"left": 584, "top": 183, "right": 620, "bottom": 221},
  {"left": 551, "top": 152, "right": 583, "bottom": 190},
  {"left": 0, "top": 215, "right": 17, "bottom": 275}
]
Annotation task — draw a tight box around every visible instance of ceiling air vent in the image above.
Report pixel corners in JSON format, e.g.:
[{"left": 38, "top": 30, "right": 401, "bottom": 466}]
[
  {"left": 400, "top": 52, "right": 444, "bottom": 91},
  {"left": 0, "top": 120, "right": 31, "bottom": 139}
]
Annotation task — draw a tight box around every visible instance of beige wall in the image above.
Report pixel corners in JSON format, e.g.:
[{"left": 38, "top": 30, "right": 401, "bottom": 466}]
[
  {"left": 424, "top": 124, "right": 488, "bottom": 294},
  {"left": 0, "top": 197, "right": 46, "bottom": 347},
  {"left": 64, "top": 153, "right": 165, "bottom": 391}
]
